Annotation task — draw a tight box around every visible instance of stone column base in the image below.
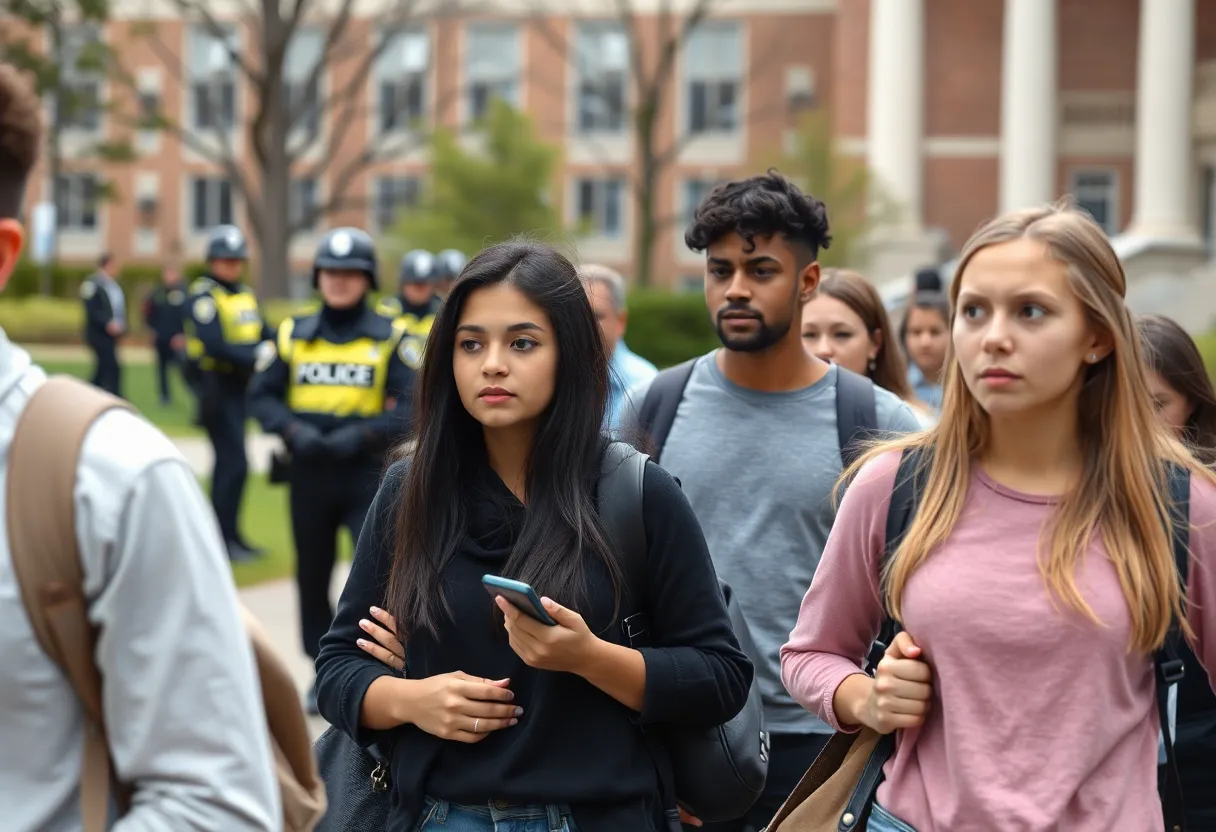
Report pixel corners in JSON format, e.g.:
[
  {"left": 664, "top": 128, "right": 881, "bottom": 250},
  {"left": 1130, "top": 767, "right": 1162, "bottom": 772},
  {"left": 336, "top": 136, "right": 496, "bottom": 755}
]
[{"left": 861, "top": 228, "right": 952, "bottom": 286}]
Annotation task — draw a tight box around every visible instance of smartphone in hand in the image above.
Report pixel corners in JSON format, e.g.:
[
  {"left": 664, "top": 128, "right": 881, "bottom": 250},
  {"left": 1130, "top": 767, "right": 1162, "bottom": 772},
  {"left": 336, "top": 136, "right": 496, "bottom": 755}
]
[{"left": 481, "top": 575, "right": 557, "bottom": 626}]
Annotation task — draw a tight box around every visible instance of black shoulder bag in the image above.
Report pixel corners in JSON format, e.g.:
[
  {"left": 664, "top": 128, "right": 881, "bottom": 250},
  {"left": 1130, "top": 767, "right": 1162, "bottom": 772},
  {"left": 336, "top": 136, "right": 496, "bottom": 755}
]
[{"left": 598, "top": 441, "right": 770, "bottom": 825}]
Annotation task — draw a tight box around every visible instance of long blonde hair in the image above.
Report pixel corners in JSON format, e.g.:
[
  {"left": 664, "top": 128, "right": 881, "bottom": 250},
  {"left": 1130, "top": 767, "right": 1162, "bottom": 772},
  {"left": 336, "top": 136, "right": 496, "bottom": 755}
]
[{"left": 848, "top": 203, "right": 1207, "bottom": 653}]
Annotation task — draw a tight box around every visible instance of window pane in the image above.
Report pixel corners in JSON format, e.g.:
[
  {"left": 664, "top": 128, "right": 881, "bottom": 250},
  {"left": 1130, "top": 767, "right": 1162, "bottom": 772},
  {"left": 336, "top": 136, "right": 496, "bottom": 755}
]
[
  {"left": 218, "top": 180, "right": 233, "bottom": 226},
  {"left": 685, "top": 22, "right": 741, "bottom": 78},
  {"left": 285, "top": 28, "right": 324, "bottom": 82},
  {"left": 604, "top": 180, "right": 622, "bottom": 236},
  {"left": 192, "top": 178, "right": 207, "bottom": 230},
  {"left": 578, "top": 180, "right": 594, "bottom": 220}
]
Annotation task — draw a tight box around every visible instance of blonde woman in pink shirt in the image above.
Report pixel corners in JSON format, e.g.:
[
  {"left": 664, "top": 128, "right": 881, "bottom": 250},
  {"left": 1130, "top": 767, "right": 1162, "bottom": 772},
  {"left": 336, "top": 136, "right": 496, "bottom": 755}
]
[{"left": 780, "top": 203, "right": 1216, "bottom": 832}]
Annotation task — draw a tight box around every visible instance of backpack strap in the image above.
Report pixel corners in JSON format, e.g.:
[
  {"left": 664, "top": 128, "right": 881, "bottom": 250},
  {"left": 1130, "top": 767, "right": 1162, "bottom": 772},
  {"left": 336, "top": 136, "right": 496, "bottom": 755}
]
[
  {"left": 636, "top": 359, "right": 697, "bottom": 465},
  {"left": 865, "top": 446, "right": 930, "bottom": 671},
  {"left": 1156, "top": 462, "right": 1190, "bottom": 832},
  {"left": 598, "top": 441, "right": 650, "bottom": 628},
  {"left": 7, "top": 375, "right": 135, "bottom": 832},
  {"left": 835, "top": 367, "right": 879, "bottom": 471}
]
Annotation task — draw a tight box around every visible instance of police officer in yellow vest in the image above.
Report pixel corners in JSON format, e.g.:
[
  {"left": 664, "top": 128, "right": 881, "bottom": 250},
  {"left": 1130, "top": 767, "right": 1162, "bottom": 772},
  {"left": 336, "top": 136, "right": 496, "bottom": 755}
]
[
  {"left": 250, "top": 227, "right": 416, "bottom": 711},
  {"left": 375, "top": 248, "right": 443, "bottom": 330},
  {"left": 433, "top": 247, "right": 466, "bottom": 299},
  {"left": 184, "top": 224, "right": 274, "bottom": 563}
]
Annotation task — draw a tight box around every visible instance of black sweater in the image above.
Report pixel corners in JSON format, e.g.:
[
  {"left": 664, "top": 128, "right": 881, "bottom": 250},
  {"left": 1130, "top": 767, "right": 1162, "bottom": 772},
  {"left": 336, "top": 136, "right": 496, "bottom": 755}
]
[{"left": 315, "top": 455, "right": 753, "bottom": 832}]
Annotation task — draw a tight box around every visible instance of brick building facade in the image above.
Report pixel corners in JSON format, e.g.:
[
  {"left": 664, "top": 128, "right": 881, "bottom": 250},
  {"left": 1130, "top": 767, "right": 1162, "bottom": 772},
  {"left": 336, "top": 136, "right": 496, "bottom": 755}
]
[{"left": 15, "top": 0, "right": 1216, "bottom": 294}]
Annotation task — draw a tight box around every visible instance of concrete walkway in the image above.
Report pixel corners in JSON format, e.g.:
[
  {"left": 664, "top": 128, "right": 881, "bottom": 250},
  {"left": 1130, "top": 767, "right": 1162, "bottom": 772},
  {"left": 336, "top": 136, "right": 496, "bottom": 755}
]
[
  {"left": 173, "top": 433, "right": 282, "bottom": 476},
  {"left": 169, "top": 432, "right": 346, "bottom": 739},
  {"left": 240, "top": 564, "right": 351, "bottom": 740}
]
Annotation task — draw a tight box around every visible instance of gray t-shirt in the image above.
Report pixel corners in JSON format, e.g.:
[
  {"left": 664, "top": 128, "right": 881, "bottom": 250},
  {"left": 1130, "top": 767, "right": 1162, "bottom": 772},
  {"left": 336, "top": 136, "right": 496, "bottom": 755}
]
[{"left": 625, "top": 354, "right": 923, "bottom": 734}]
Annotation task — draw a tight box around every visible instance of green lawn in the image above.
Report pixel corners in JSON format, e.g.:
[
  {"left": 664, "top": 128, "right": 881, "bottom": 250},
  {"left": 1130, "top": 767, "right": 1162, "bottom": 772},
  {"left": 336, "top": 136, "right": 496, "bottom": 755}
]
[
  {"left": 200, "top": 473, "right": 354, "bottom": 588},
  {"left": 37, "top": 356, "right": 203, "bottom": 437}
]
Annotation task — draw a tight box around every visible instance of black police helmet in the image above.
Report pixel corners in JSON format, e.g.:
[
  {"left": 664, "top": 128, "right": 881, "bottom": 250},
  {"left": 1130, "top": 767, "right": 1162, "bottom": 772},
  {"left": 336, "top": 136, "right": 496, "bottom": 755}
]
[
  {"left": 435, "top": 249, "right": 467, "bottom": 281},
  {"left": 205, "top": 224, "right": 249, "bottom": 261},
  {"left": 399, "top": 249, "right": 437, "bottom": 286},
  {"left": 313, "top": 227, "right": 379, "bottom": 290}
]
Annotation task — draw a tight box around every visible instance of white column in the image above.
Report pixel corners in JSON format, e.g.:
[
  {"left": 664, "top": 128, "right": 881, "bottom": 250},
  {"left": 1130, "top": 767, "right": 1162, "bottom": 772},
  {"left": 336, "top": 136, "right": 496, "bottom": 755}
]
[
  {"left": 1128, "top": 0, "right": 1199, "bottom": 242},
  {"left": 1000, "top": 0, "right": 1057, "bottom": 213},
  {"left": 866, "top": 0, "right": 924, "bottom": 235}
]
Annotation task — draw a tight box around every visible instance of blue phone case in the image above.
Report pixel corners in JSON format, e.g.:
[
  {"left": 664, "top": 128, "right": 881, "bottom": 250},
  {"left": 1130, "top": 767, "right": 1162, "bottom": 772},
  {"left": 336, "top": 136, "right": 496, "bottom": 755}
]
[{"left": 481, "top": 574, "right": 557, "bottom": 626}]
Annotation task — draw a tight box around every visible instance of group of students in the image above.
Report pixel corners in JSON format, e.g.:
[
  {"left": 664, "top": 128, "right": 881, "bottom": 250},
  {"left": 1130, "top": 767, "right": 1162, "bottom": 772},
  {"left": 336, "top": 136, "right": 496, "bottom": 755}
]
[{"left": 4, "top": 57, "right": 1216, "bottom": 831}]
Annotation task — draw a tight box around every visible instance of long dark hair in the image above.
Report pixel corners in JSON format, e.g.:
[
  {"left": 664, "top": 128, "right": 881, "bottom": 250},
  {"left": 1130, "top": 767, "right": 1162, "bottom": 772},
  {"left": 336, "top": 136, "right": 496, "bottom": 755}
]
[
  {"left": 385, "top": 240, "right": 623, "bottom": 638},
  {"left": 817, "top": 268, "right": 918, "bottom": 403},
  {"left": 1138, "top": 313, "right": 1216, "bottom": 467}
]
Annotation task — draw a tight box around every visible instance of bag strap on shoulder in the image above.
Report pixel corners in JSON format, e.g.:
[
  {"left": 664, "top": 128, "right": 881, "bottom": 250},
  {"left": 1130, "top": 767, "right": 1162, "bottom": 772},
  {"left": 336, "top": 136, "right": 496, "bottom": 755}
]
[
  {"left": 636, "top": 359, "right": 697, "bottom": 465},
  {"left": 8, "top": 375, "right": 134, "bottom": 832},
  {"left": 1157, "top": 461, "right": 1191, "bottom": 832},
  {"left": 597, "top": 441, "right": 649, "bottom": 615},
  {"left": 866, "top": 446, "right": 930, "bottom": 672},
  {"left": 835, "top": 367, "right": 879, "bottom": 471}
]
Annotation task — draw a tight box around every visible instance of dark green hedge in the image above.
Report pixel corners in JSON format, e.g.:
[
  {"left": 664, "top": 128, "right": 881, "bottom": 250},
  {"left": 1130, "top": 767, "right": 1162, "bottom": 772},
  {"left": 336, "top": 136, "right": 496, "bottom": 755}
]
[
  {"left": 624, "top": 290, "right": 718, "bottom": 369},
  {"left": 5, "top": 260, "right": 209, "bottom": 298}
]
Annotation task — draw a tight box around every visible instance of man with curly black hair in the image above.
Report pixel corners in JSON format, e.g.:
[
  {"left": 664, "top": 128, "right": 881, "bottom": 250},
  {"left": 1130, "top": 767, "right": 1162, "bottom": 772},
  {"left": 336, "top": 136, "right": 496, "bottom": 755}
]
[{"left": 626, "top": 171, "right": 921, "bottom": 831}]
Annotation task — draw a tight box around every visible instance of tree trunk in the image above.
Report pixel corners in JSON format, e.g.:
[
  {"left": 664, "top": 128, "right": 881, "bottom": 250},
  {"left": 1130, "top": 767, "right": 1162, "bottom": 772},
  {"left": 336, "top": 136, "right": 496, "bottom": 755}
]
[
  {"left": 256, "top": 155, "right": 292, "bottom": 298},
  {"left": 633, "top": 104, "right": 659, "bottom": 289}
]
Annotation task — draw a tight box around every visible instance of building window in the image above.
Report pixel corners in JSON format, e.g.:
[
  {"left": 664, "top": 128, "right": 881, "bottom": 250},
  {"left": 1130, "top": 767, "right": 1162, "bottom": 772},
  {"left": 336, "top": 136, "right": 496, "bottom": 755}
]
[
  {"left": 290, "top": 178, "right": 319, "bottom": 231},
  {"left": 576, "top": 177, "right": 625, "bottom": 238},
  {"left": 683, "top": 178, "right": 717, "bottom": 226},
  {"left": 375, "top": 176, "right": 421, "bottom": 231},
  {"left": 188, "top": 26, "right": 238, "bottom": 131},
  {"left": 376, "top": 29, "right": 429, "bottom": 133},
  {"left": 465, "top": 23, "right": 519, "bottom": 123},
  {"left": 1068, "top": 170, "right": 1119, "bottom": 235},
  {"left": 285, "top": 28, "right": 323, "bottom": 138},
  {"left": 60, "top": 24, "right": 104, "bottom": 131},
  {"left": 575, "top": 22, "right": 628, "bottom": 134},
  {"left": 684, "top": 22, "right": 741, "bottom": 134},
  {"left": 191, "top": 176, "right": 233, "bottom": 231},
  {"left": 54, "top": 173, "right": 99, "bottom": 230}
]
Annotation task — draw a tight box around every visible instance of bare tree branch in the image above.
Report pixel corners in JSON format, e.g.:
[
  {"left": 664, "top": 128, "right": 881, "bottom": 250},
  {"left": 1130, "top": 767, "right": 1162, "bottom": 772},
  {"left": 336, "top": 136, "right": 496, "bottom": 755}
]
[{"left": 168, "top": 0, "right": 261, "bottom": 86}]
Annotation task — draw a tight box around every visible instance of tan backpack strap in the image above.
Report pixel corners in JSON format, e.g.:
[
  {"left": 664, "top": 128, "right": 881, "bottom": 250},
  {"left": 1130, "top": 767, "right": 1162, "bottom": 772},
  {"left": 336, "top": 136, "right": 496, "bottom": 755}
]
[{"left": 8, "top": 375, "right": 135, "bottom": 832}]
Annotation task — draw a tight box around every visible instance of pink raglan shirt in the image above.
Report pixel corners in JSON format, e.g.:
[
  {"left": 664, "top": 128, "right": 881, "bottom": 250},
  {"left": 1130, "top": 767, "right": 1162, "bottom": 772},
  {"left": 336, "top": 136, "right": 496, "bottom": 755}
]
[{"left": 781, "top": 450, "right": 1216, "bottom": 832}]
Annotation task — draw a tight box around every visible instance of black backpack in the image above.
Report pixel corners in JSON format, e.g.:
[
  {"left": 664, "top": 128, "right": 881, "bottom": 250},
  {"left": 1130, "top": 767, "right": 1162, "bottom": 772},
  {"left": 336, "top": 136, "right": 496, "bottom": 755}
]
[
  {"left": 598, "top": 442, "right": 769, "bottom": 826},
  {"left": 635, "top": 358, "right": 879, "bottom": 468},
  {"left": 864, "top": 449, "right": 1195, "bottom": 832}
]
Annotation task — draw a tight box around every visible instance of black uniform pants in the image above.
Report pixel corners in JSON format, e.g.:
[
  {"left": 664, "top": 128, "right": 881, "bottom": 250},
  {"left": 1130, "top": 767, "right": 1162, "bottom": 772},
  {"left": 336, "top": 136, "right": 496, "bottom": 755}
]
[
  {"left": 691, "top": 732, "right": 830, "bottom": 832},
  {"left": 199, "top": 371, "right": 250, "bottom": 546},
  {"left": 289, "top": 458, "right": 382, "bottom": 660},
  {"left": 154, "top": 340, "right": 182, "bottom": 404},
  {"left": 89, "top": 336, "right": 122, "bottom": 398}
]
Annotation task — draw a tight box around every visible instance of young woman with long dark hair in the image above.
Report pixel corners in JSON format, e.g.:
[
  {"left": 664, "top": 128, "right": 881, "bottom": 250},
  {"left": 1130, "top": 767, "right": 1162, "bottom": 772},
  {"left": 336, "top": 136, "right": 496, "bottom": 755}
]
[
  {"left": 780, "top": 204, "right": 1216, "bottom": 831},
  {"left": 1139, "top": 313, "right": 1216, "bottom": 467},
  {"left": 314, "top": 239, "right": 751, "bottom": 832},
  {"left": 1139, "top": 313, "right": 1216, "bottom": 829}
]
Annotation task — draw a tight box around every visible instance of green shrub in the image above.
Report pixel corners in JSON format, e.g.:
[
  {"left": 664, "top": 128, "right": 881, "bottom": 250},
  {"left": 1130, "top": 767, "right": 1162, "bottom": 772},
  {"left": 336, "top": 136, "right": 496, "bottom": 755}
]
[
  {"left": 624, "top": 290, "right": 717, "bottom": 369},
  {"left": 4, "top": 259, "right": 211, "bottom": 300},
  {"left": 1196, "top": 331, "right": 1216, "bottom": 381},
  {"left": 0, "top": 297, "right": 85, "bottom": 342}
]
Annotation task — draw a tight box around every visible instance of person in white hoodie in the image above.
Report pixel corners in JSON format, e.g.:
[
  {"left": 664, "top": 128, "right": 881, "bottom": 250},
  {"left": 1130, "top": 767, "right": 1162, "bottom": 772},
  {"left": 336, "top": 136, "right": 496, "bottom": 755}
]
[{"left": 0, "top": 63, "right": 279, "bottom": 832}]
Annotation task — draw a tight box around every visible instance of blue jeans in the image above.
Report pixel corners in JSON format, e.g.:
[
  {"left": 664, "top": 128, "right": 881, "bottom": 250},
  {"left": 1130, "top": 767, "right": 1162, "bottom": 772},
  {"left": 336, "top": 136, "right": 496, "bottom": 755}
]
[
  {"left": 867, "top": 802, "right": 917, "bottom": 832},
  {"left": 415, "top": 798, "right": 579, "bottom": 832}
]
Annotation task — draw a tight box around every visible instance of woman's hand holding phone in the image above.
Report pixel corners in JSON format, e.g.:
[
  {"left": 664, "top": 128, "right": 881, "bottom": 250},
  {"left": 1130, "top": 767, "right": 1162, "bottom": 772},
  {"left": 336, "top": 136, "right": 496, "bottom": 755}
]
[{"left": 496, "top": 594, "right": 596, "bottom": 674}]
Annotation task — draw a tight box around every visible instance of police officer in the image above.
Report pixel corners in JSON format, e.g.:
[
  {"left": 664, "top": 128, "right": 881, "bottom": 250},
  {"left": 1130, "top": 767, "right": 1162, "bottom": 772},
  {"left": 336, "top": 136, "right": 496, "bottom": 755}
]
[
  {"left": 184, "top": 225, "right": 273, "bottom": 563},
  {"left": 250, "top": 227, "right": 416, "bottom": 712},
  {"left": 374, "top": 248, "right": 441, "bottom": 327},
  {"left": 142, "top": 264, "right": 187, "bottom": 406},
  {"left": 80, "top": 253, "right": 126, "bottom": 397},
  {"left": 434, "top": 247, "right": 466, "bottom": 298}
]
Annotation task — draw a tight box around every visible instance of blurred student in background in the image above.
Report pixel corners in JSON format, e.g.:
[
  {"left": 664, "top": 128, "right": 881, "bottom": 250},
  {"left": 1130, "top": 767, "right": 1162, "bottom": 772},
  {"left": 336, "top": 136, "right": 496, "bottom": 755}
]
[
  {"left": 801, "top": 268, "right": 934, "bottom": 425},
  {"left": 900, "top": 266, "right": 950, "bottom": 411}
]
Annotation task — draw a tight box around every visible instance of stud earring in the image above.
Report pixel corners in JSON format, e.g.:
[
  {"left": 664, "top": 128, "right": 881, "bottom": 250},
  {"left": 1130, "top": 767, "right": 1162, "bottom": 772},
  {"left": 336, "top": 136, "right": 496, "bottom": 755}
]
[
  {"left": 868, "top": 358, "right": 877, "bottom": 372},
  {"left": 1089, "top": 353, "right": 1098, "bottom": 363}
]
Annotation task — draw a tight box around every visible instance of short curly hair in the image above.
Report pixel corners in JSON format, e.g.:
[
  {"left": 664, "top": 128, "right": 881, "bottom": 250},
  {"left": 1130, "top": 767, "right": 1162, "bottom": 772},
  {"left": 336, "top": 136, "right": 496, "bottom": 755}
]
[
  {"left": 0, "top": 64, "right": 44, "bottom": 220},
  {"left": 685, "top": 170, "right": 832, "bottom": 261}
]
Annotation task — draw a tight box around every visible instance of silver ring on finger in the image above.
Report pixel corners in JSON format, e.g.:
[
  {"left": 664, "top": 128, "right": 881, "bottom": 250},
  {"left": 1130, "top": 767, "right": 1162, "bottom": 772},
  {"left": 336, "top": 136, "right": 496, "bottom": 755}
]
[{"left": 473, "top": 718, "right": 480, "bottom": 733}]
